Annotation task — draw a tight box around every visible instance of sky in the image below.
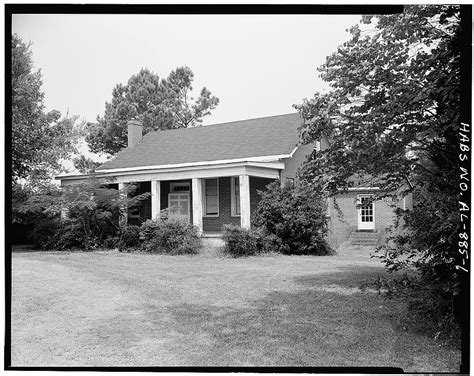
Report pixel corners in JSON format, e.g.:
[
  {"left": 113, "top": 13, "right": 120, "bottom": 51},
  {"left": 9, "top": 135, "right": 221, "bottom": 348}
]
[{"left": 12, "top": 13, "right": 362, "bottom": 127}]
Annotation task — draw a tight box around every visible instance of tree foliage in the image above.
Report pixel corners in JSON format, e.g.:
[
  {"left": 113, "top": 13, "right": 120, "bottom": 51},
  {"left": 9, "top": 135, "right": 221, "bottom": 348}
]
[
  {"left": 72, "top": 154, "right": 102, "bottom": 174},
  {"left": 252, "top": 181, "right": 332, "bottom": 255},
  {"left": 12, "top": 34, "right": 80, "bottom": 185},
  {"left": 296, "top": 5, "right": 460, "bottom": 196},
  {"left": 295, "top": 5, "right": 462, "bottom": 332},
  {"left": 14, "top": 179, "right": 150, "bottom": 250},
  {"left": 85, "top": 66, "right": 219, "bottom": 155}
]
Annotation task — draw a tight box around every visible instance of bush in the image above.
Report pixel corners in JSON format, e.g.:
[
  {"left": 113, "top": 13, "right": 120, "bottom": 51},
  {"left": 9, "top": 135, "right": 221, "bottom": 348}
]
[
  {"left": 252, "top": 180, "right": 333, "bottom": 255},
  {"left": 368, "top": 272, "right": 460, "bottom": 345},
  {"left": 118, "top": 225, "right": 141, "bottom": 251},
  {"left": 12, "top": 179, "right": 150, "bottom": 251},
  {"left": 103, "top": 236, "right": 119, "bottom": 249},
  {"left": 42, "top": 218, "right": 103, "bottom": 251},
  {"left": 28, "top": 216, "right": 60, "bottom": 249},
  {"left": 222, "top": 225, "right": 268, "bottom": 257},
  {"left": 139, "top": 218, "right": 201, "bottom": 255}
]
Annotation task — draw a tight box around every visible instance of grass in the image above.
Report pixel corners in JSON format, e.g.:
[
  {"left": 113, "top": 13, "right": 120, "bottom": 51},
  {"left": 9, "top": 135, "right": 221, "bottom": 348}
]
[{"left": 11, "top": 245, "right": 460, "bottom": 370}]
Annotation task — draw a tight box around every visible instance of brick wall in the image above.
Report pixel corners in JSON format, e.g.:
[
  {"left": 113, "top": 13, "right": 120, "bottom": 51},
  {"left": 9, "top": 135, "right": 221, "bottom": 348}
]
[
  {"left": 203, "top": 177, "right": 240, "bottom": 232},
  {"left": 327, "top": 191, "right": 403, "bottom": 247},
  {"left": 201, "top": 176, "right": 275, "bottom": 232}
]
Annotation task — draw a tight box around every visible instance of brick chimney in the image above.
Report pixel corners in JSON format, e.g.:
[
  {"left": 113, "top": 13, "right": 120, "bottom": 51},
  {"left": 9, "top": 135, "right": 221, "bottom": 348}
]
[{"left": 127, "top": 120, "right": 143, "bottom": 147}]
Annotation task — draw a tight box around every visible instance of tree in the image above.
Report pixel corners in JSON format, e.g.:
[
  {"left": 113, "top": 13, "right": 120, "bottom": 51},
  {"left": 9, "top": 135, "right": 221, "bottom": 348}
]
[
  {"left": 86, "top": 66, "right": 219, "bottom": 155},
  {"left": 73, "top": 154, "right": 102, "bottom": 174},
  {"left": 295, "top": 5, "right": 462, "bottom": 337},
  {"left": 252, "top": 180, "right": 332, "bottom": 255},
  {"left": 14, "top": 179, "right": 150, "bottom": 250},
  {"left": 12, "top": 34, "right": 80, "bottom": 186}
]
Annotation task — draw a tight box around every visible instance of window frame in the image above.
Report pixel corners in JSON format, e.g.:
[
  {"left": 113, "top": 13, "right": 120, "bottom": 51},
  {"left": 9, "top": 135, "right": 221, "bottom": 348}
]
[
  {"left": 203, "top": 178, "right": 219, "bottom": 217},
  {"left": 230, "top": 176, "right": 241, "bottom": 217},
  {"left": 129, "top": 206, "right": 141, "bottom": 218}
]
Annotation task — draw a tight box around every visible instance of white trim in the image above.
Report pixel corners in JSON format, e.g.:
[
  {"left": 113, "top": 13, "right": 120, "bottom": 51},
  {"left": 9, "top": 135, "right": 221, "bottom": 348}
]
[
  {"left": 118, "top": 183, "right": 128, "bottom": 225},
  {"left": 239, "top": 174, "right": 251, "bottom": 229},
  {"left": 192, "top": 178, "right": 203, "bottom": 233},
  {"left": 230, "top": 176, "right": 241, "bottom": 217},
  {"left": 357, "top": 194, "right": 375, "bottom": 231},
  {"left": 94, "top": 154, "right": 291, "bottom": 174},
  {"left": 59, "top": 163, "right": 281, "bottom": 186},
  {"left": 289, "top": 146, "right": 298, "bottom": 157},
  {"left": 203, "top": 178, "right": 219, "bottom": 217},
  {"left": 57, "top": 161, "right": 284, "bottom": 184},
  {"left": 151, "top": 180, "right": 161, "bottom": 220}
]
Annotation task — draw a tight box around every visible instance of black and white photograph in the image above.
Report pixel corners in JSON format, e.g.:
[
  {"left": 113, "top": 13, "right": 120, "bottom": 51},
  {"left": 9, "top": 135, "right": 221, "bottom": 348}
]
[{"left": 5, "top": 3, "right": 471, "bottom": 372}]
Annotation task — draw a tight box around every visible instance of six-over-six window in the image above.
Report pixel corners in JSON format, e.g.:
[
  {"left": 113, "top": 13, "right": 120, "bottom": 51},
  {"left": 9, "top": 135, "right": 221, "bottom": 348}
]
[
  {"left": 203, "top": 177, "right": 241, "bottom": 217},
  {"left": 204, "top": 178, "right": 219, "bottom": 216},
  {"left": 231, "top": 176, "right": 240, "bottom": 216}
]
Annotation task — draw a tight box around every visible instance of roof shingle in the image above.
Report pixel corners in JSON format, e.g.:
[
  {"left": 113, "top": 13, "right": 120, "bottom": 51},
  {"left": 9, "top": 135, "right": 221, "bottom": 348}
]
[{"left": 97, "top": 113, "right": 302, "bottom": 171}]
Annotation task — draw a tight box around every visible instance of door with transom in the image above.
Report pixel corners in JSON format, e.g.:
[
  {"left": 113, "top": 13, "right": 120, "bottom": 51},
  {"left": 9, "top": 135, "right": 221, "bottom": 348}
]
[
  {"left": 168, "top": 183, "right": 191, "bottom": 222},
  {"left": 357, "top": 194, "right": 375, "bottom": 230}
]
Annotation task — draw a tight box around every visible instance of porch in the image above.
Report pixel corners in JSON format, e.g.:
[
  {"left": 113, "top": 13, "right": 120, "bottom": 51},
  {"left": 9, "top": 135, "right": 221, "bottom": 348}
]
[
  {"left": 59, "top": 159, "right": 283, "bottom": 233},
  {"left": 123, "top": 175, "right": 275, "bottom": 233}
]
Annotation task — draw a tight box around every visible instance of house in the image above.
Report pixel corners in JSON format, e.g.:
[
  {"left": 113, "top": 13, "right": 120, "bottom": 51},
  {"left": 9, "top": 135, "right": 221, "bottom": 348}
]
[{"left": 57, "top": 113, "right": 410, "bottom": 246}]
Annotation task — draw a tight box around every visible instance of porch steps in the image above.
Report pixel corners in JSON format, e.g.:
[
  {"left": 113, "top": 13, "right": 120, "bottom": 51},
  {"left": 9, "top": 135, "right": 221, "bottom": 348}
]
[
  {"left": 201, "top": 233, "right": 225, "bottom": 251},
  {"left": 349, "top": 231, "right": 379, "bottom": 246}
]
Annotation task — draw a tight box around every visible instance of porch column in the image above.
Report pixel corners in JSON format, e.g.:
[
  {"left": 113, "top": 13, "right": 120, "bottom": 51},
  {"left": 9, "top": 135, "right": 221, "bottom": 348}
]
[
  {"left": 118, "top": 182, "right": 128, "bottom": 226},
  {"left": 239, "top": 174, "right": 251, "bottom": 229},
  {"left": 151, "top": 180, "right": 161, "bottom": 220},
  {"left": 192, "top": 178, "right": 203, "bottom": 233}
]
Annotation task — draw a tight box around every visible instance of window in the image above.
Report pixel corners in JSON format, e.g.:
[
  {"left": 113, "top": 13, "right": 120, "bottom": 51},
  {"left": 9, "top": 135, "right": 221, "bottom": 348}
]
[
  {"left": 231, "top": 176, "right": 240, "bottom": 216},
  {"left": 170, "top": 182, "right": 190, "bottom": 192},
  {"left": 204, "top": 178, "right": 219, "bottom": 216},
  {"left": 359, "top": 196, "right": 374, "bottom": 222}
]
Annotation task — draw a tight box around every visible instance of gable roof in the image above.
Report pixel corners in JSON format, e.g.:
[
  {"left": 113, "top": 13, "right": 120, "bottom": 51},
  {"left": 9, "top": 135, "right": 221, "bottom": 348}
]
[{"left": 96, "top": 113, "right": 302, "bottom": 171}]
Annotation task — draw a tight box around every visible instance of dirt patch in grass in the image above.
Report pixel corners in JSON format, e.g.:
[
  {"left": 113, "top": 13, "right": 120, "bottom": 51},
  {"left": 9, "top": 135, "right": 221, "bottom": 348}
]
[{"left": 10, "top": 247, "right": 460, "bottom": 370}]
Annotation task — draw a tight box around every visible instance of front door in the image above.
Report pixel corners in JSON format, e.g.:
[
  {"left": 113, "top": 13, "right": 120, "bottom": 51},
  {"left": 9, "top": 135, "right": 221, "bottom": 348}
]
[
  {"left": 168, "top": 193, "right": 190, "bottom": 222},
  {"left": 357, "top": 194, "right": 375, "bottom": 231}
]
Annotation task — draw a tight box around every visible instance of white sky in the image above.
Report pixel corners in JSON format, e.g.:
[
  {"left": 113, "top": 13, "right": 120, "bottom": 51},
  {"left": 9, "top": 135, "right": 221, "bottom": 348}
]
[{"left": 12, "top": 13, "right": 362, "bottom": 126}]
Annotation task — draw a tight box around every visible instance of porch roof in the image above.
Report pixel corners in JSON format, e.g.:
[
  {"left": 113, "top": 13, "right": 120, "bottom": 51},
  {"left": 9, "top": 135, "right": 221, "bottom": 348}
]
[{"left": 96, "top": 113, "right": 302, "bottom": 172}]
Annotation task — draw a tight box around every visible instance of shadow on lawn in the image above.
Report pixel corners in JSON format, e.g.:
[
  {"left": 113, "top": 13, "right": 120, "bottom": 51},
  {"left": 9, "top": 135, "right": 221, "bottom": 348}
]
[
  {"left": 167, "top": 264, "right": 459, "bottom": 369},
  {"left": 294, "top": 264, "right": 388, "bottom": 289}
]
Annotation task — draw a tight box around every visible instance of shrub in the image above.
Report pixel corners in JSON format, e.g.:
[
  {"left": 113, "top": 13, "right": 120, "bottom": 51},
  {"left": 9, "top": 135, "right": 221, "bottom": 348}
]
[
  {"left": 103, "top": 236, "right": 119, "bottom": 249},
  {"left": 118, "top": 225, "right": 141, "bottom": 251},
  {"left": 13, "top": 179, "right": 150, "bottom": 251},
  {"left": 252, "top": 180, "right": 333, "bottom": 255},
  {"left": 368, "top": 271, "right": 460, "bottom": 345},
  {"left": 28, "top": 216, "right": 60, "bottom": 249},
  {"left": 42, "top": 217, "right": 104, "bottom": 251},
  {"left": 139, "top": 218, "right": 201, "bottom": 255},
  {"left": 221, "top": 225, "right": 267, "bottom": 257}
]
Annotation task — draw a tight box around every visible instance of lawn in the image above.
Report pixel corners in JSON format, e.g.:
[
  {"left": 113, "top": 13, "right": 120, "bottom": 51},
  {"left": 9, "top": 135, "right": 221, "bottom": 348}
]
[{"left": 11, "top": 245, "right": 460, "bottom": 370}]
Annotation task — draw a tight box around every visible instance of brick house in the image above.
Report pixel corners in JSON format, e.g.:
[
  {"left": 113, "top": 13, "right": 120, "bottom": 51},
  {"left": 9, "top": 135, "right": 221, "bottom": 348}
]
[{"left": 57, "top": 113, "right": 410, "bottom": 245}]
